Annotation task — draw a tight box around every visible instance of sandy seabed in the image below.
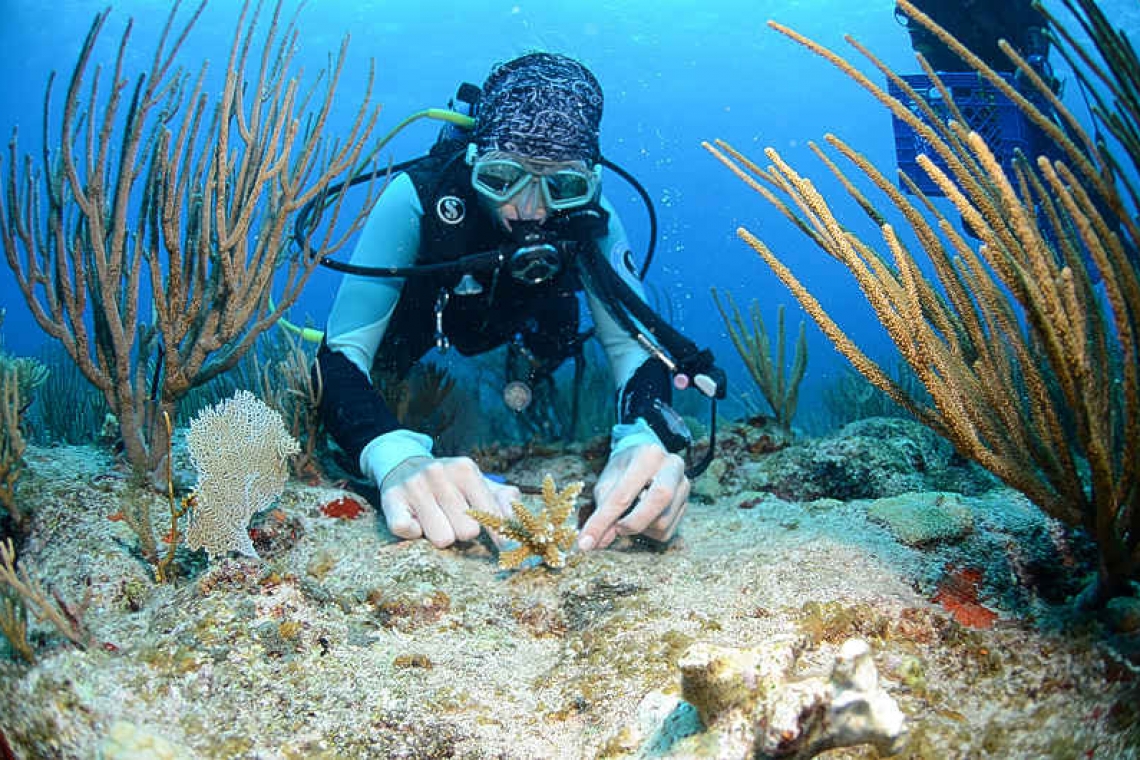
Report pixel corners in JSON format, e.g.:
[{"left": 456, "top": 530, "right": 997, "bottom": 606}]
[{"left": 1, "top": 441, "right": 1137, "bottom": 759}]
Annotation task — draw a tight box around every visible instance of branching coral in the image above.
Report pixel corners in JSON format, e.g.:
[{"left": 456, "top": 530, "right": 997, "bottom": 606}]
[
  {"left": 0, "top": 1, "right": 379, "bottom": 482},
  {"left": 0, "top": 588, "right": 34, "bottom": 663},
  {"left": 0, "top": 538, "right": 91, "bottom": 658},
  {"left": 0, "top": 365, "right": 28, "bottom": 535},
  {"left": 705, "top": 0, "right": 1140, "bottom": 597},
  {"left": 712, "top": 289, "right": 808, "bottom": 430},
  {"left": 0, "top": 328, "right": 47, "bottom": 535},
  {"left": 468, "top": 474, "right": 582, "bottom": 570},
  {"left": 254, "top": 331, "right": 325, "bottom": 483}
]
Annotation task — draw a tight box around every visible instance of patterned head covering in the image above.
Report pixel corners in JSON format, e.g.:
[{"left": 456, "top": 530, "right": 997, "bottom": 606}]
[{"left": 473, "top": 52, "right": 603, "bottom": 163}]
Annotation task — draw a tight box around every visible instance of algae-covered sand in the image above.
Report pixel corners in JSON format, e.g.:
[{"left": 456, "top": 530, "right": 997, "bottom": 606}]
[{"left": 1, "top": 423, "right": 1137, "bottom": 759}]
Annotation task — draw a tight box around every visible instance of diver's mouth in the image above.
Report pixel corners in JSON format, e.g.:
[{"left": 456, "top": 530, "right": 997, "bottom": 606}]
[{"left": 500, "top": 213, "right": 549, "bottom": 234}]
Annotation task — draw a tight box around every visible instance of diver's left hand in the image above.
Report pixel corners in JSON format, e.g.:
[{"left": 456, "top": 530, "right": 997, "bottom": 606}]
[{"left": 578, "top": 443, "right": 689, "bottom": 551}]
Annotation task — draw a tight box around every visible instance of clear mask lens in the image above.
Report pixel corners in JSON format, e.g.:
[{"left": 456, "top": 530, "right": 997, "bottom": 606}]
[
  {"left": 472, "top": 158, "right": 597, "bottom": 210},
  {"left": 543, "top": 169, "right": 595, "bottom": 208},
  {"left": 472, "top": 160, "right": 530, "bottom": 200}
]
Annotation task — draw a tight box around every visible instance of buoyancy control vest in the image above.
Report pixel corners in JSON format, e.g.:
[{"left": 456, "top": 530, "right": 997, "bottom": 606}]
[{"left": 371, "top": 148, "right": 588, "bottom": 379}]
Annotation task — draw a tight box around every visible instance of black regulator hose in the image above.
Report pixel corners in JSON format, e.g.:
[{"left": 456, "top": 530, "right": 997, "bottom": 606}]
[{"left": 294, "top": 153, "right": 660, "bottom": 282}]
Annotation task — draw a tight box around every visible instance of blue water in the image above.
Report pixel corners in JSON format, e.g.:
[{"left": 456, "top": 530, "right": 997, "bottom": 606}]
[{"left": 0, "top": 0, "right": 1135, "bottom": 423}]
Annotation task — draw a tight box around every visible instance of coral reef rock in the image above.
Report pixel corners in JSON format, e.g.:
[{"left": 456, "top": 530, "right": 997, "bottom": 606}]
[
  {"left": 663, "top": 637, "right": 907, "bottom": 759},
  {"left": 734, "top": 416, "right": 993, "bottom": 502},
  {"left": 865, "top": 491, "right": 975, "bottom": 547}
]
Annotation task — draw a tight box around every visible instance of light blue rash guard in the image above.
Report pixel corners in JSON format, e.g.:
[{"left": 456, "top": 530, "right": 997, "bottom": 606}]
[{"left": 320, "top": 172, "right": 665, "bottom": 486}]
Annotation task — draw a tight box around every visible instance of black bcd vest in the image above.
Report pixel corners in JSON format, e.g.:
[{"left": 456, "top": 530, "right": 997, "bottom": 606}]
[{"left": 374, "top": 149, "right": 591, "bottom": 379}]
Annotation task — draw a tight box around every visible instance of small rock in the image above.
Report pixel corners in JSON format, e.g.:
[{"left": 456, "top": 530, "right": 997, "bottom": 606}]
[
  {"left": 100, "top": 720, "right": 193, "bottom": 760},
  {"left": 1105, "top": 595, "right": 1140, "bottom": 634},
  {"left": 660, "top": 638, "right": 907, "bottom": 758}
]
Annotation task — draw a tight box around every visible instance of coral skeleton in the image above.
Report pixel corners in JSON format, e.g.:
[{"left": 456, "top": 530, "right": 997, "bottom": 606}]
[
  {"left": 676, "top": 638, "right": 907, "bottom": 758},
  {"left": 468, "top": 474, "right": 582, "bottom": 569}
]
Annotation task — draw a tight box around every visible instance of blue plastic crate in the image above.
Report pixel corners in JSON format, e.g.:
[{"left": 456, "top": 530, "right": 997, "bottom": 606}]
[{"left": 888, "top": 72, "right": 1040, "bottom": 196}]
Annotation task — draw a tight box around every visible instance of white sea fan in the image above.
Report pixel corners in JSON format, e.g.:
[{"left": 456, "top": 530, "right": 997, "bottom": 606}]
[{"left": 184, "top": 390, "right": 300, "bottom": 559}]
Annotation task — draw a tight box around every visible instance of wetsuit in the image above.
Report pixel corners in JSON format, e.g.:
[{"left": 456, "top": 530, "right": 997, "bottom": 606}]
[{"left": 315, "top": 160, "right": 672, "bottom": 488}]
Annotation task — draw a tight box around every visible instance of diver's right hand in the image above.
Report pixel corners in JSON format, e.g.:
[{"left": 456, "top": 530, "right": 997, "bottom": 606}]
[{"left": 378, "top": 456, "right": 519, "bottom": 547}]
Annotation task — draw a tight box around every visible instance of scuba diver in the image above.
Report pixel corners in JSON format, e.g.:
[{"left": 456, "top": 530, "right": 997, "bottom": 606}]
[
  {"left": 312, "top": 52, "right": 724, "bottom": 553},
  {"left": 896, "top": 0, "right": 1057, "bottom": 89},
  {"left": 895, "top": 0, "right": 1137, "bottom": 270}
]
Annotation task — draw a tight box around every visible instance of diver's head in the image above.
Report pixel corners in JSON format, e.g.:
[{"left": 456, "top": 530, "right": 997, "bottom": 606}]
[
  {"left": 468, "top": 53, "right": 603, "bottom": 228},
  {"left": 473, "top": 52, "right": 603, "bottom": 163}
]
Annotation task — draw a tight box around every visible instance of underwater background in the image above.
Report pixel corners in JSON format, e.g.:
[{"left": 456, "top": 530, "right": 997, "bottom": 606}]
[
  {"left": 0, "top": 0, "right": 1131, "bottom": 435},
  {"left": 1, "top": 2, "right": 1140, "bottom": 757}
]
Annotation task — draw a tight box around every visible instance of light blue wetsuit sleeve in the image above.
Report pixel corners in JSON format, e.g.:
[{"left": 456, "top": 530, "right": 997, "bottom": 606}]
[
  {"left": 324, "top": 172, "right": 435, "bottom": 482},
  {"left": 326, "top": 172, "right": 421, "bottom": 374},
  {"left": 585, "top": 196, "right": 665, "bottom": 454}
]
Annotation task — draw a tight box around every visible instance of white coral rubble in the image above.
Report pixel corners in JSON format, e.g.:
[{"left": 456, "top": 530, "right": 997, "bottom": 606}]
[{"left": 670, "top": 637, "right": 907, "bottom": 759}]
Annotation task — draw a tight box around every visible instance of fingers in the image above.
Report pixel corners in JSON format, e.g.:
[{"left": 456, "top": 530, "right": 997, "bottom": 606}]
[
  {"left": 429, "top": 460, "right": 485, "bottom": 543},
  {"left": 583, "top": 448, "right": 689, "bottom": 551},
  {"left": 580, "top": 446, "right": 665, "bottom": 549},
  {"left": 639, "top": 474, "right": 690, "bottom": 543},
  {"left": 380, "top": 457, "right": 489, "bottom": 547},
  {"left": 476, "top": 480, "right": 521, "bottom": 549},
  {"left": 487, "top": 481, "right": 522, "bottom": 518},
  {"left": 380, "top": 495, "right": 423, "bottom": 540},
  {"left": 596, "top": 446, "right": 665, "bottom": 513},
  {"left": 458, "top": 473, "right": 515, "bottom": 524},
  {"left": 616, "top": 454, "right": 686, "bottom": 536}
]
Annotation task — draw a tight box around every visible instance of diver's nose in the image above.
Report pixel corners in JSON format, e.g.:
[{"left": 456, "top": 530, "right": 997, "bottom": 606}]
[{"left": 513, "top": 179, "right": 547, "bottom": 221}]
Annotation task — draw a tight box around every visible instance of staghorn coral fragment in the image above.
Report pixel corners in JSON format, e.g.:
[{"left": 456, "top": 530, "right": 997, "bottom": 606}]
[{"left": 468, "top": 474, "right": 582, "bottom": 570}]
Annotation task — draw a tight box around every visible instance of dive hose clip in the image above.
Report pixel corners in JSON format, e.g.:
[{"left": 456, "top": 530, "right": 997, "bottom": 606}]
[{"left": 433, "top": 288, "right": 451, "bottom": 352}]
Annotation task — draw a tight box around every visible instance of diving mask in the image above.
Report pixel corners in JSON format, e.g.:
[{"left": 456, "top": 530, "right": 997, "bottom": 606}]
[{"left": 470, "top": 152, "right": 600, "bottom": 211}]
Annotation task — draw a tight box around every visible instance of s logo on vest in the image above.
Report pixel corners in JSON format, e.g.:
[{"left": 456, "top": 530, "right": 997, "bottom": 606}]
[{"left": 436, "top": 196, "right": 466, "bottom": 225}]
